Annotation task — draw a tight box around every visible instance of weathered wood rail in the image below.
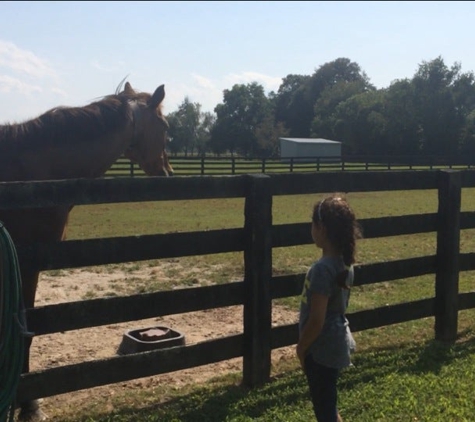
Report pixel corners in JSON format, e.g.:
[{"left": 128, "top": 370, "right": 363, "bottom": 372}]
[
  {"left": 0, "top": 170, "right": 474, "bottom": 403},
  {"left": 108, "top": 155, "right": 475, "bottom": 176}
]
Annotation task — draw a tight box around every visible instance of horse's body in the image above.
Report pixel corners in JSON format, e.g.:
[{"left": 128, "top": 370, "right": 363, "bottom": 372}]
[{"left": 0, "top": 82, "right": 173, "bottom": 421}]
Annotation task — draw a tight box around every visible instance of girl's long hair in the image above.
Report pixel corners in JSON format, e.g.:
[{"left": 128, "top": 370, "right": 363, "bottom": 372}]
[{"left": 313, "top": 193, "right": 363, "bottom": 289}]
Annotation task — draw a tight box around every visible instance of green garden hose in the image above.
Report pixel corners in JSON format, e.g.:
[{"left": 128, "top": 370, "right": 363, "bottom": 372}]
[{"left": 0, "top": 221, "right": 28, "bottom": 422}]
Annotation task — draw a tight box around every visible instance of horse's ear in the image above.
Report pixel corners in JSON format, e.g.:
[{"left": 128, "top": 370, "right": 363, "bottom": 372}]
[
  {"left": 123, "top": 82, "right": 135, "bottom": 96},
  {"left": 149, "top": 85, "right": 165, "bottom": 108}
]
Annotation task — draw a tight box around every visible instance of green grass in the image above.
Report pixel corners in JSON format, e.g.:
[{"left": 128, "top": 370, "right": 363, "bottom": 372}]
[
  {"left": 48, "top": 326, "right": 475, "bottom": 421},
  {"left": 42, "top": 187, "right": 475, "bottom": 421}
]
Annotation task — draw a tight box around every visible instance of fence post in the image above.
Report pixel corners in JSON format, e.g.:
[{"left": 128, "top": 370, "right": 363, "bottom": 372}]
[
  {"left": 130, "top": 161, "right": 134, "bottom": 177},
  {"left": 232, "top": 157, "right": 236, "bottom": 175},
  {"left": 242, "top": 174, "right": 273, "bottom": 387},
  {"left": 200, "top": 155, "right": 205, "bottom": 176},
  {"left": 434, "top": 169, "right": 461, "bottom": 343}
]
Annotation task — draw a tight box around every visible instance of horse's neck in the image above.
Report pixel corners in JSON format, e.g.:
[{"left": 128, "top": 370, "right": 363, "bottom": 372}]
[{"left": 0, "top": 122, "right": 134, "bottom": 182}]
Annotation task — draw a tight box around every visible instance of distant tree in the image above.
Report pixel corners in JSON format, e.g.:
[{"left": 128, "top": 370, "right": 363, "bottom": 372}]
[
  {"left": 166, "top": 113, "right": 184, "bottom": 154},
  {"left": 311, "top": 79, "right": 374, "bottom": 140},
  {"left": 273, "top": 58, "right": 374, "bottom": 137},
  {"left": 460, "top": 109, "right": 475, "bottom": 154},
  {"left": 382, "top": 79, "right": 421, "bottom": 155},
  {"left": 166, "top": 97, "right": 200, "bottom": 155},
  {"left": 167, "top": 98, "right": 215, "bottom": 155},
  {"left": 170, "top": 56, "right": 475, "bottom": 159},
  {"left": 330, "top": 90, "right": 386, "bottom": 155},
  {"left": 452, "top": 71, "right": 475, "bottom": 117},
  {"left": 452, "top": 71, "right": 475, "bottom": 154},
  {"left": 412, "top": 56, "right": 463, "bottom": 155},
  {"left": 209, "top": 82, "right": 272, "bottom": 156},
  {"left": 271, "top": 74, "right": 311, "bottom": 137},
  {"left": 195, "top": 111, "right": 216, "bottom": 155},
  {"left": 254, "top": 116, "right": 289, "bottom": 158}
]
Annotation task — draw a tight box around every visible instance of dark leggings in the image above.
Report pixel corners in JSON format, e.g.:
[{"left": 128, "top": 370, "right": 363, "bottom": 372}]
[{"left": 304, "top": 354, "right": 340, "bottom": 422}]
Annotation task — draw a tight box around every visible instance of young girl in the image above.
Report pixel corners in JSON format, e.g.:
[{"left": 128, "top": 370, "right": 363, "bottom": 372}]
[{"left": 297, "top": 194, "right": 362, "bottom": 422}]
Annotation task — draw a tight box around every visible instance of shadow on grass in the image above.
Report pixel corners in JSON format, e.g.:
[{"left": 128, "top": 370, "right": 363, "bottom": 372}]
[
  {"left": 341, "top": 328, "right": 475, "bottom": 391},
  {"left": 73, "top": 373, "right": 309, "bottom": 422},
  {"left": 71, "top": 332, "right": 475, "bottom": 422},
  {"left": 411, "top": 328, "right": 475, "bottom": 374}
]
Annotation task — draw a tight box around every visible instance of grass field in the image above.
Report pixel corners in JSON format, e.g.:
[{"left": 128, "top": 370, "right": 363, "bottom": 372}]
[{"left": 45, "top": 187, "right": 475, "bottom": 421}]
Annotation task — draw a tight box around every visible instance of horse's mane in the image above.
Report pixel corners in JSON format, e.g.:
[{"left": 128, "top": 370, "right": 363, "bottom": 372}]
[{"left": 0, "top": 83, "right": 163, "bottom": 150}]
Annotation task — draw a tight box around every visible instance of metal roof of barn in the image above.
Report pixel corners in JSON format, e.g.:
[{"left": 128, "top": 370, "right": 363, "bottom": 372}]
[{"left": 279, "top": 137, "right": 341, "bottom": 144}]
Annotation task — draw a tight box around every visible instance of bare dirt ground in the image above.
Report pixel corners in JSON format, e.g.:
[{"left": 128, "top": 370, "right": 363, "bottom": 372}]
[{"left": 29, "top": 264, "right": 299, "bottom": 419}]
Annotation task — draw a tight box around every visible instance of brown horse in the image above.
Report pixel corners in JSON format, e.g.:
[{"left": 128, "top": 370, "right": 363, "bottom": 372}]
[{"left": 0, "top": 81, "right": 173, "bottom": 421}]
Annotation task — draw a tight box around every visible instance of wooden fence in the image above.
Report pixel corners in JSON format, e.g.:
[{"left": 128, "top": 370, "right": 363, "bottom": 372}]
[
  {"left": 1, "top": 169, "right": 475, "bottom": 403},
  {"left": 107, "top": 155, "right": 475, "bottom": 177}
]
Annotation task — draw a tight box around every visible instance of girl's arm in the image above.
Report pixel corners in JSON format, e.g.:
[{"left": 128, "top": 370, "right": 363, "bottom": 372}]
[{"left": 296, "top": 292, "right": 328, "bottom": 368}]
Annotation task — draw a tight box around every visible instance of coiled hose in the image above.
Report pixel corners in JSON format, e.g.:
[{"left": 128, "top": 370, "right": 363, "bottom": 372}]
[{"left": 0, "top": 221, "right": 28, "bottom": 422}]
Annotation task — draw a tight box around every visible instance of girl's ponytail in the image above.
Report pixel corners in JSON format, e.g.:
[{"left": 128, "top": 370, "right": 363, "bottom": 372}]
[
  {"left": 335, "top": 269, "right": 350, "bottom": 290},
  {"left": 313, "top": 194, "right": 363, "bottom": 289}
]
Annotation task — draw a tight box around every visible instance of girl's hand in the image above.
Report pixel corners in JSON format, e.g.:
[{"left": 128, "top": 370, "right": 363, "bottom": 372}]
[
  {"left": 297, "top": 292, "right": 328, "bottom": 370},
  {"left": 296, "top": 343, "right": 306, "bottom": 369}
]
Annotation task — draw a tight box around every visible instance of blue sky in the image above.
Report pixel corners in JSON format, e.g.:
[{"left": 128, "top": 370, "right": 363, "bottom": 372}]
[{"left": 0, "top": 1, "right": 473, "bottom": 123}]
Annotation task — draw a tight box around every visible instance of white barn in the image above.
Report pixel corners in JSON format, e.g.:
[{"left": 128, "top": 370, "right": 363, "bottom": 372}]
[{"left": 279, "top": 138, "right": 342, "bottom": 162}]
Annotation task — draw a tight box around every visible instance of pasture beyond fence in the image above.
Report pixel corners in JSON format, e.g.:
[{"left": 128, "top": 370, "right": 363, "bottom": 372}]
[
  {"left": 1, "top": 169, "right": 475, "bottom": 403},
  {"left": 108, "top": 155, "right": 475, "bottom": 177}
]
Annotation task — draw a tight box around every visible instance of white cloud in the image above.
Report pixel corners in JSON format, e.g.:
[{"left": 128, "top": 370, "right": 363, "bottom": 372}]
[
  {"left": 190, "top": 74, "right": 223, "bottom": 110},
  {"left": 191, "top": 73, "right": 216, "bottom": 90},
  {"left": 162, "top": 74, "right": 223, "bottom": 114},
  {"left": 51, "top": 86, "right": 68, "bottom": 97},
  {"left": 90, "top": 60, "right": 126, "bottom": 73},
  {"left": 0, "top": 74, "right": 42, "bottom": 94},
  {"left": 161, "top": 72, "right": 283, "bottom": 114},
  {"left": 224, "top": 71, "right": 282, "bottom": 92},
  {"left": 0, "top": 40, "right": 57, "bottom": 79}
]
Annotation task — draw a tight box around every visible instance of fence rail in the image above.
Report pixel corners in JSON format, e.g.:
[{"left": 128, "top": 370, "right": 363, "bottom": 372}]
[
  {"left": 0, "top": 170, "right": 473, "bottom": 402},
  {"left": 107, "top": 155, "right": 475, "bottom": 177}
]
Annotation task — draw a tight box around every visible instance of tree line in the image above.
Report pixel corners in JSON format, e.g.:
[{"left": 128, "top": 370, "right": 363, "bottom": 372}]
[{"left": 166, "top": 56, "right": 475, "bottom": 158}]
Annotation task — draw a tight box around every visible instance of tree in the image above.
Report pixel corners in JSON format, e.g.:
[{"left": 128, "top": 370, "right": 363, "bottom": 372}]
[
  {"left": 382, "top": 79, "right": 421, "bottom": 155},
  {"left": 311, "top": 80, "right": 373, "bottom": 140},
  {"left": 209, "top": 82, "right": 273, "bottom": 156},
  {"left": 270, "top": 74, "right": 311, "bottom": 137},
  {"left": 166, "top": 112, "right": 183, "bottom": 154},
  {"left": 459, "top": 109, "right": 475, "bottom": 154},
  {"left": 167, "top": 98, "right": 214, "bottom": 155},
  {"left": 329, "top": 90, "right": 387, "bottom": 155},
  {"left": 452, "top": 71, "right": 475, "bottom": 154},
  {"left": 254, "top": 116, "right": 289, "bottom": 158},
  {"left": 272, "top": 58, "right": 374, "bottom": 137},
  {"left": 412, "top": 56, "right": 463, "bottom": 155},
  {"left": 195, "top": 111, "right": 216, "bottom": 155}
]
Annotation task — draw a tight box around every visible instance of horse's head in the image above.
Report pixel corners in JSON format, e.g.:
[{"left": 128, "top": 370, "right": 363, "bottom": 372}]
[{"left": 121, "top": 82, "right": 174, "bottom": 176}]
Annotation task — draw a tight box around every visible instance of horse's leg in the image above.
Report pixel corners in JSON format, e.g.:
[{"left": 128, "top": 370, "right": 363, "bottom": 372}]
[
  {"left": 4, "top": 206, "right": 71, "bottom": 421},
  {"left": 18, "top": 207, "right": 72, "bottom": 422},
  {"left": 163, "top": 150, "right": 174, "bottom": 176},
  {"left": 17, "top": 268, "right": 48, "bottom": 422}
]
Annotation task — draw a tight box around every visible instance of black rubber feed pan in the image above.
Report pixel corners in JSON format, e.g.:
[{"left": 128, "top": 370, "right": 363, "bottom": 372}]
[{"left": 118, "top": 326, "right": 185, "bottom": 355}]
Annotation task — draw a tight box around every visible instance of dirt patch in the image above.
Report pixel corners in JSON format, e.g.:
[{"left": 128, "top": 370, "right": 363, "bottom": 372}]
[{"left": 29, "top": 263, "right": 299, "bottom": 419}]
